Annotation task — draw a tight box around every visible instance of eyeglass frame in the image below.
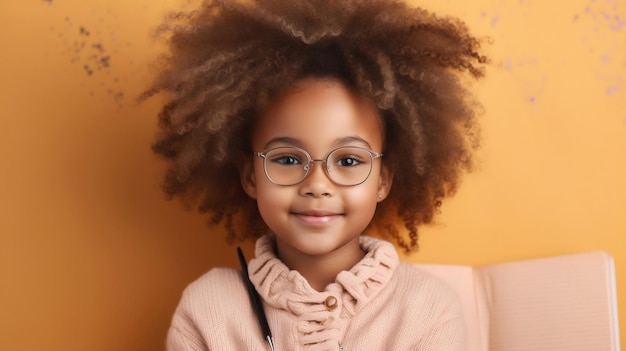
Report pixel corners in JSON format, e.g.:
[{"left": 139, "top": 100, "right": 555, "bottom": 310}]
[{"left": 253, "top": 146, "right": 384, "bottom": 186}]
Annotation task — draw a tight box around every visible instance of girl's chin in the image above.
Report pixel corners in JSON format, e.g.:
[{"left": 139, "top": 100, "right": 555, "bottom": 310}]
[{"left": 277, "top": 235, "right": 362, "bottom": 259}]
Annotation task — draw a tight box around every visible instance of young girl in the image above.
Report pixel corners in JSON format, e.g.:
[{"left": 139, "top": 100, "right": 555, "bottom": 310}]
[{"left": 147, "top": 0, "right": 486, "bottom": 349}]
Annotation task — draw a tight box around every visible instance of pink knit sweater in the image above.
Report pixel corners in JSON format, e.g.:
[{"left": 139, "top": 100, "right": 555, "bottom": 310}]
[{"left": 166, "top": 235, "right": 465, "bottom": 350}]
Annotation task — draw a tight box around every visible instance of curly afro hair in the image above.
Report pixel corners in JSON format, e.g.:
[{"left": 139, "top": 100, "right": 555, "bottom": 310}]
[{"left": 145, "top": 0, "right": 487, "bottom": 252}]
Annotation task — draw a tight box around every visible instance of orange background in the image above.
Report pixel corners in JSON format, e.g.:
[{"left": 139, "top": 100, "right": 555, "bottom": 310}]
[{"left": 1, "top": 0, "right": 624, "bottom": 350}]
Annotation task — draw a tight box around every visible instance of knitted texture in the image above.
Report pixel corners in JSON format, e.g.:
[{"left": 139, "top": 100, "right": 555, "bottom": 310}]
[{"left": 167, "top": 236, "right": 465, "bottom": 350}]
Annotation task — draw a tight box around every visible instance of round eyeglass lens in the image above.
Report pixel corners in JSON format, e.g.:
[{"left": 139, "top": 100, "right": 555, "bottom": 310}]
[
  {"left": 263, "top": 147, "right": 310, "bottom": 185},
  {"left": 326, "top": 147, "right": 374, "bottom": 185}
]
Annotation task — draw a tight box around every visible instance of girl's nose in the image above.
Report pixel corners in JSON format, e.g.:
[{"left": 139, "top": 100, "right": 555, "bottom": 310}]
[{"left": 299, "top": 160, "right": 334, "bottom": 197}]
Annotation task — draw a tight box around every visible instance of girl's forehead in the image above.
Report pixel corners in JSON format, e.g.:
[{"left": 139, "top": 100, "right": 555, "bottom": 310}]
[{"left": 252, "top": 79, "right": 384, "bottom": 152}]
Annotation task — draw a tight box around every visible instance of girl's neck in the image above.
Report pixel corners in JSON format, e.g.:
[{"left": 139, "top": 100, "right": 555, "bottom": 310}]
[{"left": 275, "top": 237, "right": 366, "bottom": 292}]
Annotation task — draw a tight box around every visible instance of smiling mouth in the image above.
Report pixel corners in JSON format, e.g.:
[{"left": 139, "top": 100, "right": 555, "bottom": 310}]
[{"left": 292, "top": 211, "right": 343, "bottom": 225}]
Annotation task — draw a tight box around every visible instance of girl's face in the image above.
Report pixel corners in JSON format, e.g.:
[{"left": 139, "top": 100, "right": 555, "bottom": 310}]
[{"left": 241, "top": 78, "right": 392, "bottom": 263}]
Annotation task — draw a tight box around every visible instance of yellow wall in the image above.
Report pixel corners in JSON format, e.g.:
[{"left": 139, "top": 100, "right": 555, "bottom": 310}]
[{"left": 1, "top": 1, "right": 624, "bottom": 350}]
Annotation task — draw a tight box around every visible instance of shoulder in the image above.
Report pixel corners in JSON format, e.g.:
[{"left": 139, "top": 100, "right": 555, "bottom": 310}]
[
  {"left": 170, "top": 267, "right": 253, "bottom": 331},
  {"left": 393, "top": 264, "right": 466, "bottom": 344},
  {"left": 356, "top": 263, "right": 466, "bottom": 349},
  {"left": 167, "top": 268, "right": 261, "bottom": 349},
  {"left": 392, "top": 263, "right": 462, "bottom": 313},
  {"left": 184, "top": 267, "right": 243, "bottom": 292},
  {"left": 395, "top": 263, "right": 457, "bottom": 292},
  {"left": 178, "top": 267, "right": 247, "bottom": 307}
]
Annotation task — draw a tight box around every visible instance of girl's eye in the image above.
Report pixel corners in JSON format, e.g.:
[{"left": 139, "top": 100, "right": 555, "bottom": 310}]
[
  {"left": 336, "top": 156, "right": 362, "bottom": 167},
  {"left": 271, "top": 155, "right": 302, "bottom": 165}
]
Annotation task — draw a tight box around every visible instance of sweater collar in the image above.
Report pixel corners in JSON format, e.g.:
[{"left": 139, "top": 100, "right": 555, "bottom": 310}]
[{"left": 247, "top": 234, "right": 399, "bottom": 317}]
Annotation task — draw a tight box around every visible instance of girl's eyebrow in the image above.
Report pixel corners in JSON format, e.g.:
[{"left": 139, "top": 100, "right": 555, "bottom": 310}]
[
  {"left": 263, "top": 136, "right": 373, "bottom": 150},
  {"left": 263, "top": 137, "right": 303, "bottom": 150},
  {"left": 332, "top": 136, "right": 372, "bottom": 149}
]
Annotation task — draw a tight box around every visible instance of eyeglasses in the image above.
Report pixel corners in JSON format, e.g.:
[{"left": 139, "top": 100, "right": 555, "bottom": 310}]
[{"left": 254, "top": 146, "right": 383, "bottom": 186}]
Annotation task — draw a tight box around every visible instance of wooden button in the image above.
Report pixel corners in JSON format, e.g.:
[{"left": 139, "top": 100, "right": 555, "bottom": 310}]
[{"left": 324, "top": 295, "right": 338, "bottom": 310}]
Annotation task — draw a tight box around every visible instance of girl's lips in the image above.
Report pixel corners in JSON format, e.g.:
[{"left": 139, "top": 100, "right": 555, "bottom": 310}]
[{"left": 292, "top": 211, "right": 342, "bottom": 224}]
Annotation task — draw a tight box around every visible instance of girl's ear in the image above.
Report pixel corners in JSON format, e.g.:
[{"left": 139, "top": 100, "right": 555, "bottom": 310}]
[
  {"left": 377, "top": 163, "right": 394, "bottom": 203},
  {"left": 240, "top": 158, "right": 258, "bottom": 199}
]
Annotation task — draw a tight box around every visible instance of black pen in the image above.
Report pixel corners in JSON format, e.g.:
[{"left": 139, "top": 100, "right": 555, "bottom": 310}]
[{"left": 237, "top": 247, "right": 275, "bottom": 351}]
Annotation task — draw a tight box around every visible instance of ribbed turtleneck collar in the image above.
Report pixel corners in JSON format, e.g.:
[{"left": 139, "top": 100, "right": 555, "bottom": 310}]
[{"left": 247, "top": 234, "right": 399, "bottom": 317}]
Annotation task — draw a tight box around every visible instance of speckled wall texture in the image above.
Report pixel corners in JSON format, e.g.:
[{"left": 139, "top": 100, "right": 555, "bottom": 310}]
[{"left": 1, "top": 0, "right": 624, "bottom": 350}]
